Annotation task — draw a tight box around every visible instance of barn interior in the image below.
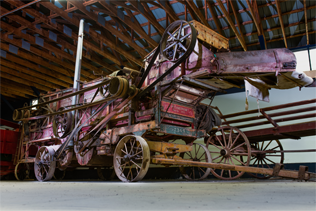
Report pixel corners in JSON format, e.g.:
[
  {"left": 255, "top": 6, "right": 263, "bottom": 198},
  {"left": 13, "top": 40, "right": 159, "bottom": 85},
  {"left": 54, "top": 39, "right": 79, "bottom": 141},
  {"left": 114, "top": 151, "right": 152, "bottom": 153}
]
[{"left": 0, "top": 0, "right": 315, "bottom": 210}]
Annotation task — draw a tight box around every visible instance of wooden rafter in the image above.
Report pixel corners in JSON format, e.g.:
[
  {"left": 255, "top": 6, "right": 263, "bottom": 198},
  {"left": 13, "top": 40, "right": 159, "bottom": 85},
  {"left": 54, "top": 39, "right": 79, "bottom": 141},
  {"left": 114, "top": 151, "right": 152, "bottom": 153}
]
[
  {"left": 303, "top": 0, "right": 309, "bottom": 45},
  {"left": 216, "top": 0, "right": 247, "bottom": 51},
  {"left": 128, "top": 1, "right": 165, "bottom": 35},
  {"left": 66, "top": 1, "right": 147, "bottom": 57},
  {"left": 157, "top": 0, "right": 179, "bottom": 22},
  {"left": 186, "top": 0, "right": 211, "bottom": 28},
  {"left": 229, "top": 0, "right": 245, "bottom": 45},
  {"left": 40, "top": 1, "right": 144, "bottom": 67},
  {"left": 275, "top": 0, "right": 287, "bottom": 48},
  {"left": 205, "top": 0, "right": 223, "bottom": 35},
  {"left": 0, "top": 79, "right": 37, "bottom": 97}
]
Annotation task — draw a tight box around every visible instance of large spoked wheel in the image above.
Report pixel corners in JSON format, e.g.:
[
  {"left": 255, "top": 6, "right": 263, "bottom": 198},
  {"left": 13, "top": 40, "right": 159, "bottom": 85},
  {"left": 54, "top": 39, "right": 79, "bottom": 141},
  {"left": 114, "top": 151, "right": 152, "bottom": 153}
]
[
  {"left": 179, "top": 143, "right": 212, "bottom": 180},
  {"left": 53, "top": 107, "right": 73, "bottom": 138},
  {"left": 113, "top": 135, "right": 150, "bottom": 182},
  {"left": 206, "top": 126, "right": 251, "bottom": 180},
  {"left": 34, "top": 146, "right": 56, "bottom": 181},
  {"left": 14, "top": 162, "right": 30, "bottom": 181},
  {"left": 247, "top": 139, "right": 284, "bottom": 179},
  {"left": 160, "top": 20, "right": 197, "bottom": 62}
]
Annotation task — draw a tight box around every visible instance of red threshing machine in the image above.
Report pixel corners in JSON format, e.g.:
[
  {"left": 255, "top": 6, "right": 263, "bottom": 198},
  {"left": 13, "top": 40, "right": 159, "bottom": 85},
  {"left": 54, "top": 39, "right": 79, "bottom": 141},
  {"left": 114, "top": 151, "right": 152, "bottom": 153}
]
[{"left": 11, "top": 20, "right": 315, "bottom": 182}]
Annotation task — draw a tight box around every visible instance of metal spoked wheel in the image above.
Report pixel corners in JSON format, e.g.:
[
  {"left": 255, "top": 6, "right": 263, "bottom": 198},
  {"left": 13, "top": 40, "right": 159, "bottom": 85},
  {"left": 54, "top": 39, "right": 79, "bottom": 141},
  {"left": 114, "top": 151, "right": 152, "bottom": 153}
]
[
  {"left": 206, "top": 126, "right": 251, "bottom": 180},
  {"left": 34, "top": 146, "right": 56, "bottom": 181},
  {"left": 160, "top": 20, "right": 197, "bottom": 62},
  {"left": 53, "top": 107, "right": 73, "bottom": 138},
  {"left": 179, "top": 143, "right": 212, "bottom": 180},
  {"left": 113, "top": 135, "right": 150, "bottom": 182},
  {"left": 14, "top": 162, "right": 30, "bottom": 181},
  {"left": 53, "top": 168, "right": 66, "bottom": 180},
  {"left": 247, "top": 139, "right": 284, "bottom": 179}
]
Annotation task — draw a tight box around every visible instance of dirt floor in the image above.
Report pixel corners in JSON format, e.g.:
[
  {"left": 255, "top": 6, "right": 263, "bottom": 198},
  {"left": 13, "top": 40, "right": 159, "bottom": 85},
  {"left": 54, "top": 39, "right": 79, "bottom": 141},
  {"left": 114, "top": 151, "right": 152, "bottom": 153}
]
[{"left": 0, "top": 179, "right": 315, "bottom": 211}]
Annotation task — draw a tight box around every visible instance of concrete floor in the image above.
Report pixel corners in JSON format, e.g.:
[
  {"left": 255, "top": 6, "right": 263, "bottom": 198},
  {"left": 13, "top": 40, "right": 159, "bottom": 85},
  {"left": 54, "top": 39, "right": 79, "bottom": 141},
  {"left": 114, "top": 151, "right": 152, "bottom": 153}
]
[{"left": 0, "top": 179, "right": 315, "bottom": 211}]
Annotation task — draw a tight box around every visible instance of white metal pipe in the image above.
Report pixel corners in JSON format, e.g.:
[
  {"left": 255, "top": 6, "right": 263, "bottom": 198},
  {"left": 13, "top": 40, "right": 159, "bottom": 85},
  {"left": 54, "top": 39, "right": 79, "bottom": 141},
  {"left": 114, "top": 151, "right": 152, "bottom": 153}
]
[{"left": 70, "top": 19, "right": 85, "bottom": 146}]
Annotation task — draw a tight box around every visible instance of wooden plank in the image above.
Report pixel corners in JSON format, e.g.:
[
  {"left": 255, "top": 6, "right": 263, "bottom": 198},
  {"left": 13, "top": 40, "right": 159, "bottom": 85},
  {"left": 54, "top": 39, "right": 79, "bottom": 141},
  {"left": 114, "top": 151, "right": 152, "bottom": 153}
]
[
  {"left": 0, "top": 69, "right": 50, "bottom": 92},
  {"left": 216, "top": 0, "right": 247, "bottom": 51},
  {"left": 0, "top": 79, "right": 37, "bottom": 97},
  {"left": 0, "top": 60, "right": 63, "bottom": 89}
]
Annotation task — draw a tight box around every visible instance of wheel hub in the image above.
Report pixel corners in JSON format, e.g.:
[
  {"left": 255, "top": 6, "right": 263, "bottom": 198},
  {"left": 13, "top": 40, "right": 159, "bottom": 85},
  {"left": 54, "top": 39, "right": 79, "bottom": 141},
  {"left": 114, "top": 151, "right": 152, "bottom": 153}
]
[{"left": 220, "top": 149, "right": 231, "bottom": 157}]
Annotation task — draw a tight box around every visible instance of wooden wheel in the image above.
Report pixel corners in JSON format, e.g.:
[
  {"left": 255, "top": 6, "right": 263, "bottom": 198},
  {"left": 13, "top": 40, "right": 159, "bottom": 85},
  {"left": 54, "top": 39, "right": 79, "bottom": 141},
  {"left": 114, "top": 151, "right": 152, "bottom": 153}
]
[
  {"left": 14, "top": 162, "right": 30, "bottom": 181},
  {"left": 247, "top": 139, "right": 284, "bottom": 179},
  {"left": 34, "top": 146, "right": 56, "bottom": 181},
  {"left": 113, "top": 135, "right": 150, "bottom": 182},
  {"left": 179, "top": 143, "right": 212, "bottom": 180},
  {"left": 206, "top": 126, "right": 251, "bottom": 180}
]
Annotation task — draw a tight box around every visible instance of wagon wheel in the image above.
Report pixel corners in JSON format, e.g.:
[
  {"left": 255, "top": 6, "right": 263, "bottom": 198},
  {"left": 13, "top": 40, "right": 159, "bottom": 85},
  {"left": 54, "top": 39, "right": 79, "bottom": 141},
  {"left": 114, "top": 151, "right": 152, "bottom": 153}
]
[
  {"left": 160, "top": 20, "right": 197, "bottom": 62},
  {"left": 14, "top": 162, "right": 30, "bottom": 181},
  {"left": 179, "top": 143, "right": 212, "bottom": 180},
  {"left": 53, "top": 107, "right": 73, "bottom": 139},
  {"left": 113, "top": 135, "right": 150, "bottom": 182},
  {"left": 247, "top": 139, "right": 284, "bottom": 179},
  {"left": 34, "top": 146, "right": 56, "bottom": 181},
  {"left": 97, "top": 167, "right": 116, "bottom": 181},
  {"left": 53, "top": 168, "right": 66, "bottom": 180},
  {"left": 206, "top": 126, "right": 251, "bottom": 180}
]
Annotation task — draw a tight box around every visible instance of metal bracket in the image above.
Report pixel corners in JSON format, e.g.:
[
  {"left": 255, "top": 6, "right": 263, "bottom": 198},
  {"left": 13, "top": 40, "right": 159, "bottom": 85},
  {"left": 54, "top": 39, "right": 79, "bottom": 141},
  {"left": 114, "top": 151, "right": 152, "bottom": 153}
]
[
  {"left": 272, "top": 163, "right": 284, "bottom": 177},
  {"left": 298, "top": 165, "right": 309, "bottom": 181}
]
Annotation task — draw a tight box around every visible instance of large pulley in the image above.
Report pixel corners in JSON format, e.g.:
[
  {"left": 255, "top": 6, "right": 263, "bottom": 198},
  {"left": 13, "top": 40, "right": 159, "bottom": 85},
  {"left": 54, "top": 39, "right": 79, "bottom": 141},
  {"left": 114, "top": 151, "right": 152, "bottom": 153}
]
[
  {"left": 53, "top": 107, "right": 73, "bottom": 138},
  {"left": 160, "top": 20, "right": 197, "bottom": 62}
]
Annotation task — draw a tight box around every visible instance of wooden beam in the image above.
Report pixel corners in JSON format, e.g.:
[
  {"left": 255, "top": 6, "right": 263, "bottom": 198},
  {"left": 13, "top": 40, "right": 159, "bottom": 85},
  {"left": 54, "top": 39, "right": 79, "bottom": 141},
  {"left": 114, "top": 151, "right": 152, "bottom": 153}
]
[
  {"left": 0, "top": 79, "right": 37, "bottom": 97},
  {"left": 186, "top": 0, "right": 211, "bottom": 28},
  {"left": 216, "top": 0, "right": 247, "bottom": 51},
  {"left": 0, "top": 8, "right": 100, "bottom": 77},
  {"left": 245, "top": 0, "right": 261, "bottom": 35},
  {"left": 275, "top": 0, "right": 287, "bottom": 48},
  {"left": 205, "top": 0, "right": 223, "bottom": 35},
  {"left": 128, "top": 0, "right": 165, "bottom": 35},
  {"left": 41, "top": 2, "right": 144, "bottom": 66},
  {"left": 157, "top": 0, "right": 179, "bottom": 22},
  {"left": 0, "top": 60, "right": 63, "bottom": 89},
  {"left": 303, "top": 0, "right": 309, "bottom": 45},
  {"left": 185, "top": 1, "right": 198, "bottom": 21},
  {"left": 98, "top": 1, "right": 158, "bottom": 48},
  {"left": 1, "top": 92, "right": 27, "bottom": 99},
  {"left": 66, "top": 0, "right": 147, "bottom": 57},
  {"left": 1, "top": 86, "right": 30, "bottom": 98},
  {"left": 229, "top": 0, "right": 245, "bottom": 45}
]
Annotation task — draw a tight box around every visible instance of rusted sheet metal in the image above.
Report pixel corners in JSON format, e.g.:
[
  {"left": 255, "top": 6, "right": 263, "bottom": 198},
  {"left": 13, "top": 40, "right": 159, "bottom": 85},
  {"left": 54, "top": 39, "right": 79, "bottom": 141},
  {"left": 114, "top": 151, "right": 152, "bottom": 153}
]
[
  {"left": 159, "top": 124, "right": 205, "bottom": 138},
  {"left": 146, "top": 140, "right": 192, "bottom": 154},
  {"left": 161, "top": 101, "right": 195, "bottom": 118},
  {"left": 152, "top": 158, "right": 311, "bottom": 180},
  {"left": 106, "top": 120, "right": 157, "bottom": 144},
  {"left": 216, "top": 48, "right": 296, "bottom": 73}
]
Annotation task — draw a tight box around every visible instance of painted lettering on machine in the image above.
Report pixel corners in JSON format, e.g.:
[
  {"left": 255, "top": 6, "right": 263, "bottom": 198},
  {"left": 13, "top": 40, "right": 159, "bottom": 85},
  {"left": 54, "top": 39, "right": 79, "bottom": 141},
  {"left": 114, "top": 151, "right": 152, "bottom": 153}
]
[{"left": 161, "top": 101, "right": 195, "bottom": 118}]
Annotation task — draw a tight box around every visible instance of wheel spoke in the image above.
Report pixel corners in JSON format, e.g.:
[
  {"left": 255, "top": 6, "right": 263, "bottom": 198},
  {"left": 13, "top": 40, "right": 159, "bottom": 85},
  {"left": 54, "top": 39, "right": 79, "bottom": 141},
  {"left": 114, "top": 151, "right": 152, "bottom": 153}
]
[
  {"left": 212, "top": 155, "right": 222, "bottom": 161},
  {"left": 198, "top": 151, "right": 206, "bottom": 160},
  {"left": 230, "top": 142, "right": 245, "bottom": 152},
  {"left": 163, "top": 42, "right": 177, "bottom": 52},
  {"left": 263, "top": 159, "right": 271, "bottom": 168},
  {"left": 228, "top": 128, "right": 233, "bottom": 147},
  {"left": 177, "top": 22, "right": 183, "bottom": 39},
  {"left": 180, "top": 32, "right": 191, "bottom": 41},
  {"left": 263, "top": 140, "right": 273, "bottom": 151},
  {"left": 130, "top": 150, "right": 143, "bottom": 158},
  {"left": 178, "top": 42, "right": 187, "bottom": 51},
  {"left": 167, "top": 31, "right": 177, "bottom": 40},
  {"left": 124, "top": 143, "right": 128, "bottom": 154},
  {"left": 231, "top": 156, "right": 246, "bottom": 166},
  {"left": 121, "top": 149, "right": 128, "bottom": 155},
  {"left": 265, "top": 157, "right": 276, "bottom": 164},
  {"left": 221, "top": 128, "right": 227, "bottom": 147},
  {"left": 215, "top": 136, "right": 224, "bottom": 148},
  {"left": 130, "top": 160, "right": 141, "bottom": 169},
  {"left": 208, "top": 140, "right": 223, "bottom": 150},
  {"left": 172, "top": 44, "right": 178, "bottom": 61},
  {"left": 230, "top": 133, "right": 241, "bottom": 149},
  {"left": 199, "top": 167, "right": 206, "bottom": 174}
]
